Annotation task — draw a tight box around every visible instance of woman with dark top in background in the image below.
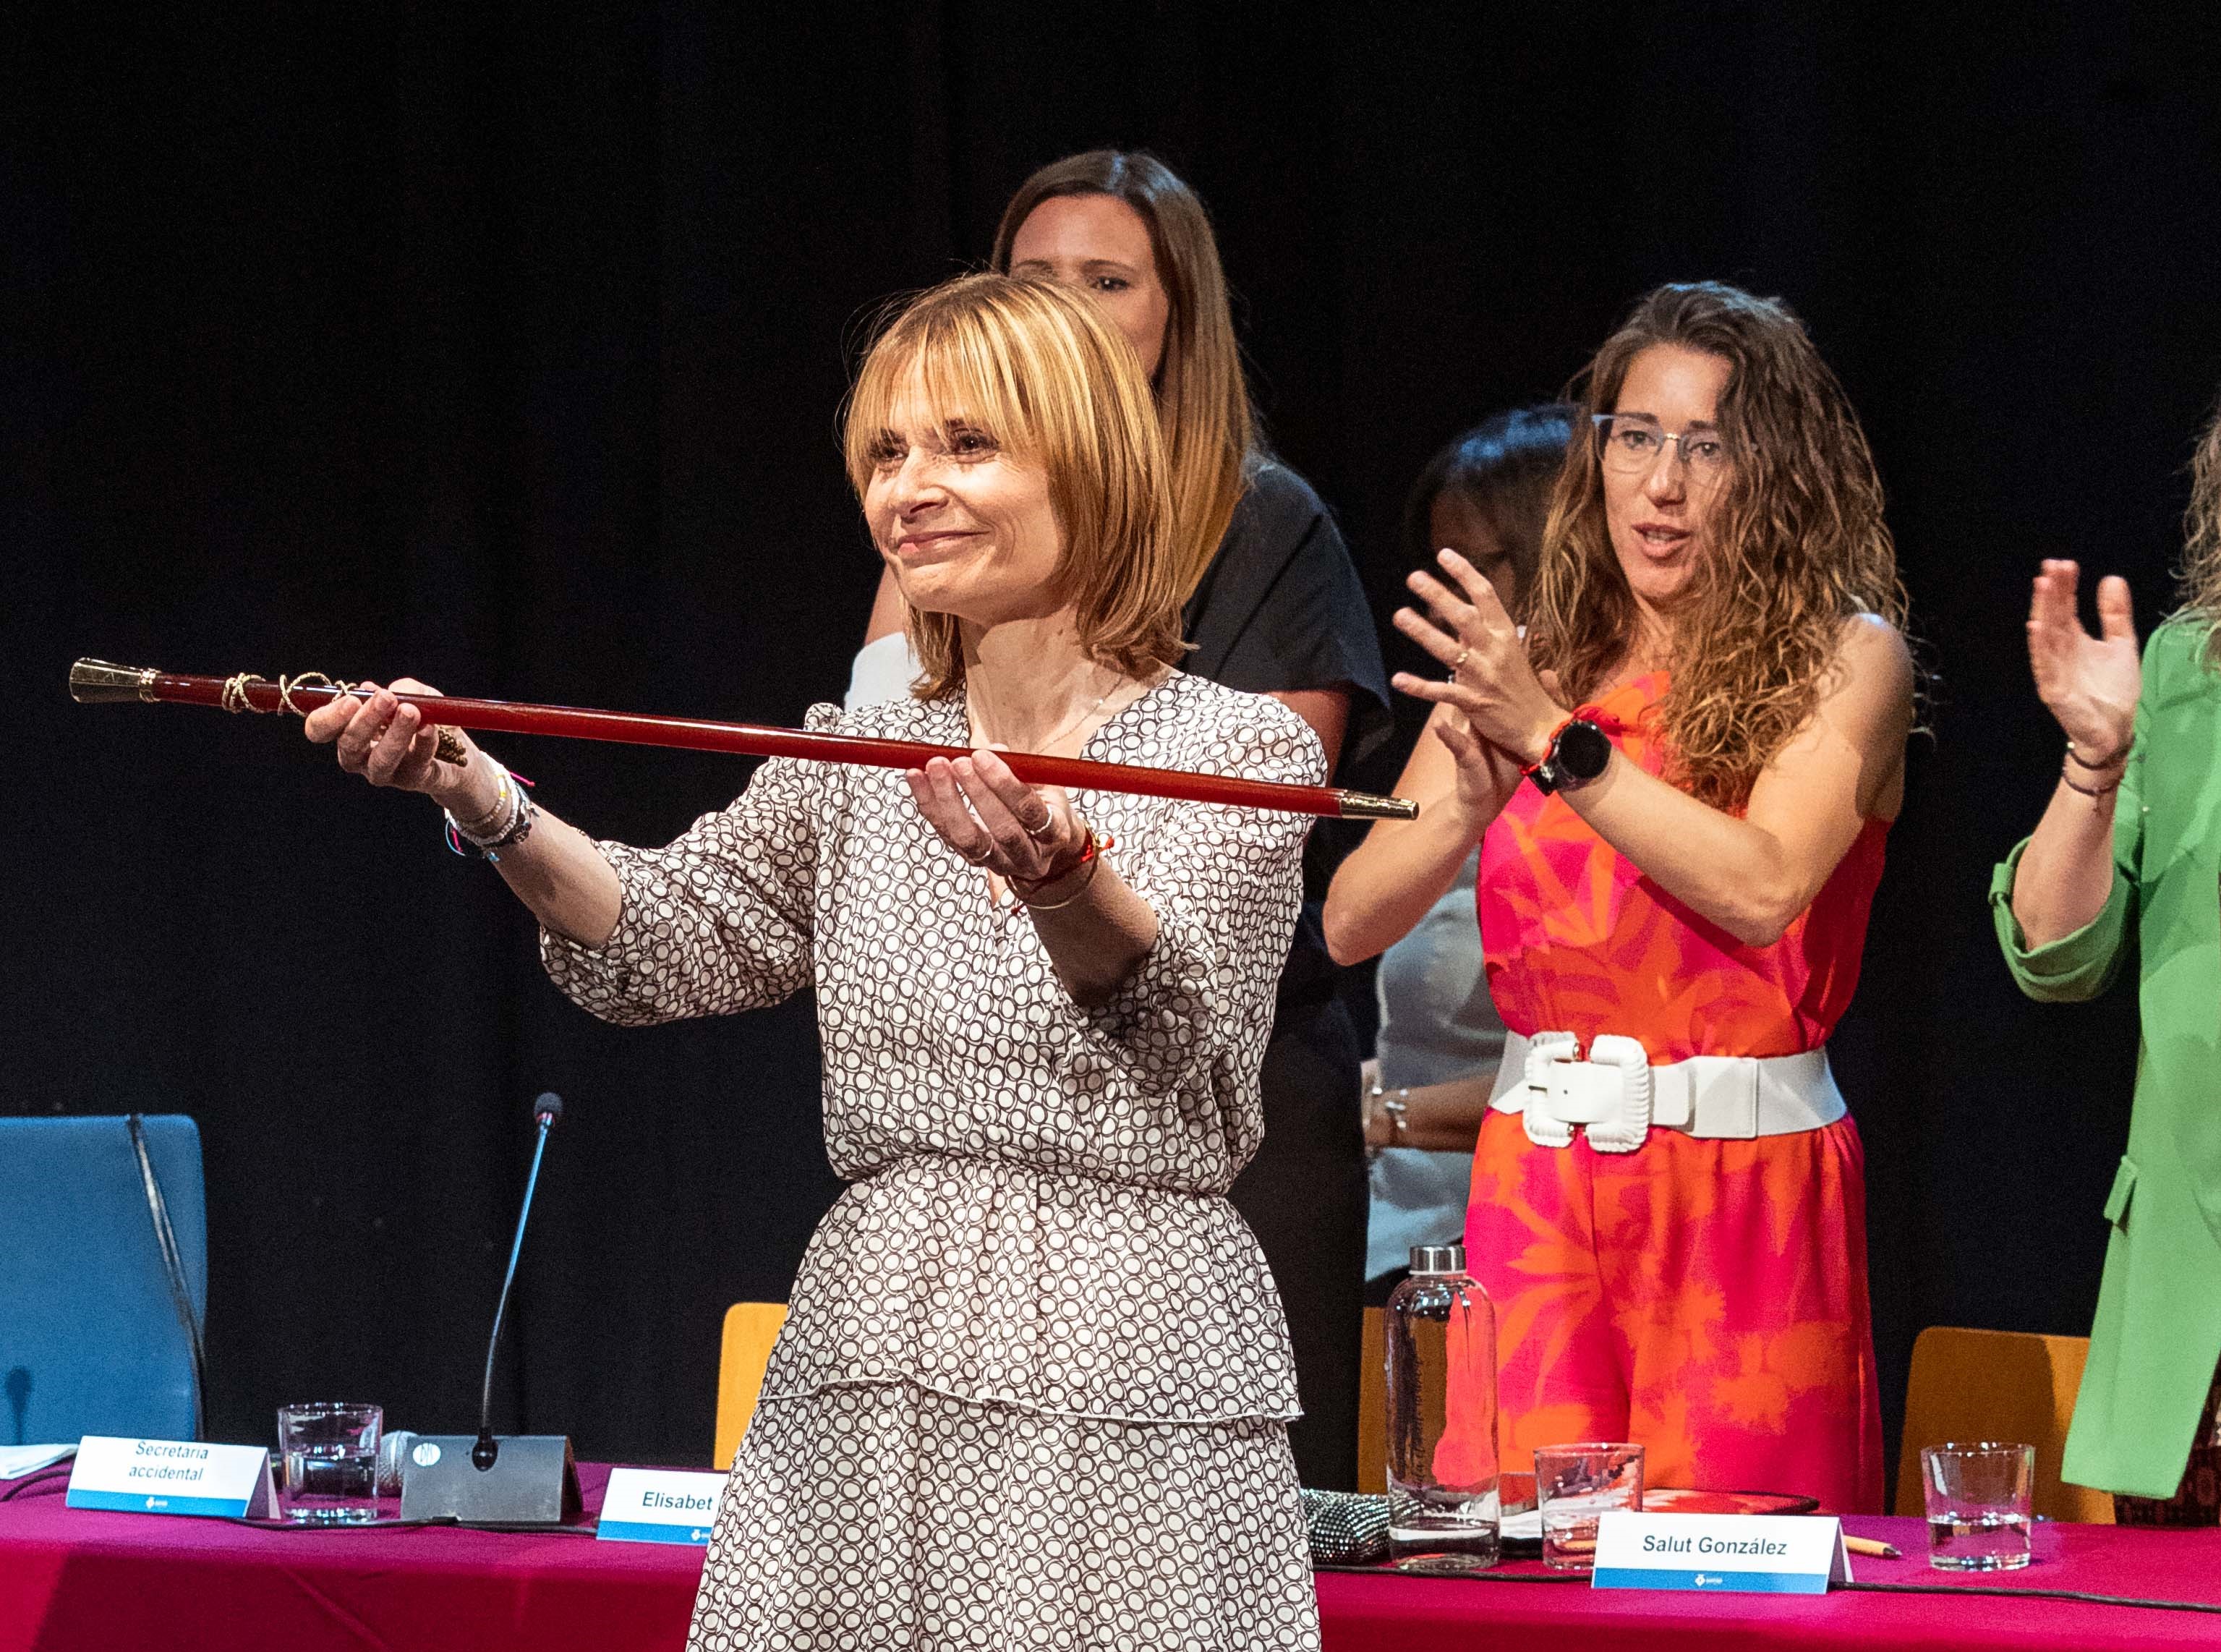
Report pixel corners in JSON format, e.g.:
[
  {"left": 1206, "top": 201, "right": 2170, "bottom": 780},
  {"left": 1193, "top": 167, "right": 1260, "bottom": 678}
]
[
  {"left": 848, "top": 150, "right": 1390, "bottom": 1489},
  {"left": 1362, "top": 406, "right": 1573, "bottom": 1303}
]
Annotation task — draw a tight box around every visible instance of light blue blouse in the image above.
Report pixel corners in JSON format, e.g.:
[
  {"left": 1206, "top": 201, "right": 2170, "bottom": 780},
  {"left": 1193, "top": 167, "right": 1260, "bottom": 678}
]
[{"left": 1367, "top": 848, "right": 1506, "bottom": 1280}]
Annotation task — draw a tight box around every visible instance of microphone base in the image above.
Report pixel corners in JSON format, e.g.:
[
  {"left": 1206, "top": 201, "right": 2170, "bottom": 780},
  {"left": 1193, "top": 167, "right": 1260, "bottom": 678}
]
[{"left": 398, "top": 1434, "right": 582, "bottom": 1527}]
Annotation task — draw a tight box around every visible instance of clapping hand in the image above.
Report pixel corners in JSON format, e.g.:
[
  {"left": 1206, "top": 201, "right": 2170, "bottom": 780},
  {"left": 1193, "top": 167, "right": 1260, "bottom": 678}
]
[
  {"left": 1391, "top": 548, "right": 1563, "bottom": 806},
  {"left": 2027, "top": 561, "right": 2139, "bottom": 762}
]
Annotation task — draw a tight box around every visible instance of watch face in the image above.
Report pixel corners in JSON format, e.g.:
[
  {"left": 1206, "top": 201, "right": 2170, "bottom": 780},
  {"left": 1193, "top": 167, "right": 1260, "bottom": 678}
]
[{"left": 1556, "top": 719, "right": 1613, "bottom": 783}]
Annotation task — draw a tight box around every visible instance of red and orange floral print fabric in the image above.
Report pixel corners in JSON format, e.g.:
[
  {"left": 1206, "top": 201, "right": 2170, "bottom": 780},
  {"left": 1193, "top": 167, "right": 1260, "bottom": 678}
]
[
  {"left": 1476, "top": 673, "right": 1885, "bottom": 1065},
  {"left": 1464, "top": 672, "right": 1886, "bottom": 1512},
  {"left": 1468, "top": 1112, "right": 1883, "bottom": 1511}
]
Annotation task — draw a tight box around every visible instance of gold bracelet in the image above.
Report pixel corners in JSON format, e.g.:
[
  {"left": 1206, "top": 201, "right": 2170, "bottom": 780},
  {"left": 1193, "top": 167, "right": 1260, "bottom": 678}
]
[
  {"left": 1015, "top": 850, "right": 1103, "bottom": 911},
  {"left": 1011, "top": 831, "right": 1114, "bottom": 911}
]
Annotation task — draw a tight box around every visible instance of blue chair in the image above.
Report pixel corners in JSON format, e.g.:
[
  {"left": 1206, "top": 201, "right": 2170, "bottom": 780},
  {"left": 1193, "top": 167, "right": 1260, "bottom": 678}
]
[{"left": 0, "top": 1115, "right": 207, "bottom": 1444}]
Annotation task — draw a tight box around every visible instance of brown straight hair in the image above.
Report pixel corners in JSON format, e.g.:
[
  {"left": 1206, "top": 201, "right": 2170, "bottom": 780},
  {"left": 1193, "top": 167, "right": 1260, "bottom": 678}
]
[
  {"left": 992, "top": 150, "right": 1252, "bottom": 600},
  {"left": 843, "top": 274, "right": 1187, "bottom": 698},
  {"left": 1529, "top": 282, "right": 1909, "bottom": 810}
]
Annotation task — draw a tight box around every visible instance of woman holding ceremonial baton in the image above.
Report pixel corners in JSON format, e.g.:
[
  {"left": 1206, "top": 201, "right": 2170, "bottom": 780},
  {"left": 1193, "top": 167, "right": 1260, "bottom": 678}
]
[
  {"left": 1325, "top": 282, "right": 1914, "bottom": 1512},
  {"left": 305, "top": 275, "right": 1323, "bottom": 1647}
]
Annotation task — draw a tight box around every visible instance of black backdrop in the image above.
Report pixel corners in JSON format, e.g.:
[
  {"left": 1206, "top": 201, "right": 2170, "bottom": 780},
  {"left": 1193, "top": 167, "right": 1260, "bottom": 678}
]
[{"left": 9, "top": 5, "right": 2221, "bottom": 1478}]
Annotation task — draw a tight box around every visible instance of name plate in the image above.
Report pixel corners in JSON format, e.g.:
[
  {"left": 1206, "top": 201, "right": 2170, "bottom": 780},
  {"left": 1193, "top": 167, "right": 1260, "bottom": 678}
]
[
  {"left": 595, "top": 1467, "right": 726, "bottom": 1546},
  {"left": 67, "top": 1436, "right": 278, "bottom": 1519},
  {"left": 1593, "top": 1512, "right": 1851, "bottom": 1595}
]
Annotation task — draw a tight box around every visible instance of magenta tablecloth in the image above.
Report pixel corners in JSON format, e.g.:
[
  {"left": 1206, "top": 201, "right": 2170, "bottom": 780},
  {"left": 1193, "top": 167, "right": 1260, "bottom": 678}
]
[
  {"left": 1318, "top": 1515, "right": 2221, "bottom": 1651},
  {"left": 0, "top": 1462, "right": 700, "bottom": 1652},
  {"left": 6, "top": 1469, "right": 2221, "bottom": 1651}
]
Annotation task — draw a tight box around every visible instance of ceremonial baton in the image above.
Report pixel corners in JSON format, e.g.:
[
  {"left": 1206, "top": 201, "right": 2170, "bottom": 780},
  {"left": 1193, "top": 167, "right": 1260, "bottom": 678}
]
[{"left": 70, "top": 661, "right": 1419, "bottom": 821}]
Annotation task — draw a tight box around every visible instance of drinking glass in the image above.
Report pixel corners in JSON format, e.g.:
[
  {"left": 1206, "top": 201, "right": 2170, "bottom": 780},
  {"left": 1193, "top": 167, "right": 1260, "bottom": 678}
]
[
  {"left": 276, "top": 1402, "right": 383, "bottom": 1524},
  {"left": 1920, "top": 1442, "right": 2034, "bottom": 1571},
  {"left": 1532, "top": 1442, "right": 1644, "bottom": 1571}
]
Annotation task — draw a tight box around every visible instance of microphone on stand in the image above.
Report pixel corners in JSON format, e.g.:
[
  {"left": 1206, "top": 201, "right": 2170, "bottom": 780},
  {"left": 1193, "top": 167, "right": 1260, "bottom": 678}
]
[
  {"left": 472, "top": 1091, "right": 561, "bottom": 1471},
  {"left": 400, "top": 1091, "right": 582, "bottom": 1528}
]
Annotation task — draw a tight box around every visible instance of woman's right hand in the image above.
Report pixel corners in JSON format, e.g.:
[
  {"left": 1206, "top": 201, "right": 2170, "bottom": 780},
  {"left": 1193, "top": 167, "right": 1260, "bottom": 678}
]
[
  {"left": 302, "top": 679, "right": 490, "bottom": 812},
  {"left": 302, "top": 676, "right": 622, "bottom": 947},
  {"left": 2028, "top": 560, "right": 2139, "bottom": 760}
]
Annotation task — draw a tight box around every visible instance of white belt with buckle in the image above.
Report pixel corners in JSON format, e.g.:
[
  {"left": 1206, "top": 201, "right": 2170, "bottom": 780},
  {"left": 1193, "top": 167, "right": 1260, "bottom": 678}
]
[{"left": 1487, "top": 1029, "right": 1846, "bottom": 1153}]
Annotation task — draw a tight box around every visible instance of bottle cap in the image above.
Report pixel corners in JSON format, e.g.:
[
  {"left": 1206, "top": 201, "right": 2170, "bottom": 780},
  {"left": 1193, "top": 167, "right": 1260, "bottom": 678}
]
[{"left": 1409, "top": 1243, "right": 1467, "bottom": 1275}]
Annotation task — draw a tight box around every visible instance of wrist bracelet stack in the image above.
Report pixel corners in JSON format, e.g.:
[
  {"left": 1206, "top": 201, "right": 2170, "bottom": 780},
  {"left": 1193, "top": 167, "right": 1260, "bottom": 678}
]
[
  {"left": 1366, "top": 1080, "right": 1411, "bottom": 1144},
  {"left": 443, "top": 763, "right": 537, "bottom": 861},
  {"left": 1009, "top": 832, "right": 1116, "bottom": 911},
  {"left": 2060, "top": 739, "right": 2126, "bottom": 803}
]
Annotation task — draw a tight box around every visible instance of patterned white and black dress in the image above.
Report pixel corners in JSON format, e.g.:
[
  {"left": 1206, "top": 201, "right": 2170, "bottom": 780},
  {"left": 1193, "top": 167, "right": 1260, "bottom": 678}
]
[{"left": 542, "top": 670, "right": 1325, "bottom": 1651}]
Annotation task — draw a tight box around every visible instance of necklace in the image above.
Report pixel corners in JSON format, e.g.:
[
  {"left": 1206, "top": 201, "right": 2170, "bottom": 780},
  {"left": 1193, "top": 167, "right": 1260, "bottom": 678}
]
[{"left": 971, "top": 669, "right": 1122, "bottom": 757}]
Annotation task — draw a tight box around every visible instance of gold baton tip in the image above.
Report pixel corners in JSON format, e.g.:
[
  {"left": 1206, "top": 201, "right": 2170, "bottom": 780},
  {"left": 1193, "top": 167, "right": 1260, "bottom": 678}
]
[
  {"left": 1334, "top": 788, "right": 1420, "bottom": 821},
  {"left": 69, "top": 660, "right": 159, "bottom": 704}
]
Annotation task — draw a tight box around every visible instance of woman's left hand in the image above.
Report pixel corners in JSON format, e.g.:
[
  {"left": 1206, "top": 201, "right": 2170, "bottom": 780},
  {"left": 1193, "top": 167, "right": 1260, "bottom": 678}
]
[
  {"left": 905, "top": 749, "right": 1092, "bottom": 892},
  {"left": 1391, "top": 548, "right": 1565, "bottom": 764}
]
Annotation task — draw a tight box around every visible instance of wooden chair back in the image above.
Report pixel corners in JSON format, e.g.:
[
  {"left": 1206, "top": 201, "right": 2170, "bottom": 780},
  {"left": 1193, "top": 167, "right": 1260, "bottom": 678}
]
[
  {"left": 1356, "top": 1304, "right": 1449, "bottom": 1494},
  {"left": 1895, "top": 1325, "right": 2110, "bottom": 1523},
  {"left": 713, "top": 1301, "right": 789, "bottom": 1470},
  {"left": 1358, "top": 1306, "right": 1389, "bottom": 1492}
]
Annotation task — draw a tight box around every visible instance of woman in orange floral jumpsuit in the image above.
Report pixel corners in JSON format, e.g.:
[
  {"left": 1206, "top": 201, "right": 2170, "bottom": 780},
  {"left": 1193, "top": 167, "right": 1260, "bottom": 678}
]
[{"left": 1326, "top": 283, "right": 1914, "bottom": 1512}]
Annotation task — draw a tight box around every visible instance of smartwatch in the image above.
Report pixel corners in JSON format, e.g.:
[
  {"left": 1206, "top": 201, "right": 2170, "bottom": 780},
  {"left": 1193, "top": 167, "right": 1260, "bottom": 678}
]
[{"left": 1527, "top": 715, "right": 1612, "bottom": 796}]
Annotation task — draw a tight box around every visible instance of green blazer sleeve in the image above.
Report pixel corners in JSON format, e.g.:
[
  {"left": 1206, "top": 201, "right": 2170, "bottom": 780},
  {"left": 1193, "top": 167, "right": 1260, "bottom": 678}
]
[
  {"left": 1990, "top": 621, "right": 2221, "bottom": 1498},
  {"left": 1989, "top": 699, "right": 2147, "bottom": 1002}
]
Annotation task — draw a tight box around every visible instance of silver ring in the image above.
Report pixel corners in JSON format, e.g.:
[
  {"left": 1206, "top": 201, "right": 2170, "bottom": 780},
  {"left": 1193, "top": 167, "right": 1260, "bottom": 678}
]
[
  {"left": 960, "top": 844, "right": 994, "bottom": 866},
  {"left": 1449, "top": 647, "right": 1470, "bottom": 682},
  {"left": 1023, "top": 814, "right": 1057, "bottom": 842}
]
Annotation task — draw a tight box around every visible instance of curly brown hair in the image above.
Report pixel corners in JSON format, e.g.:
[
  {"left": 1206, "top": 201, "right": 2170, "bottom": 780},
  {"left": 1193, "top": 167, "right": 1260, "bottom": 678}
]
[
  {"left": 1527, "top": 282, "right": 1909, "bottom": 809},
  {"left": 2175, "top": 398, "right": 2221, "bottom": 657}
]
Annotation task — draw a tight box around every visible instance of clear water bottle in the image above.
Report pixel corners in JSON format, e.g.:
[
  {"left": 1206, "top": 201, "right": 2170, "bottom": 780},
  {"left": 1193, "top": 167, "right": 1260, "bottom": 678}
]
[{"left": 1384, "top": 1242, "right": 1499, "bottom": 1571}]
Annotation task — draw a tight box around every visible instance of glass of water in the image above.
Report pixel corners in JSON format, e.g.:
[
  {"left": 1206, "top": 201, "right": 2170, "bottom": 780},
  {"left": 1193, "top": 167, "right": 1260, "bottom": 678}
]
[
  {"left": 1921, "top": 1441, "right": 2034, "bottom": 1571},
  {"left": 276, "top": 1402, "right": 383, "bottom": 1524},
  {"left": 1532, "top": 1442, "right": 1645, "bottom": 1571}
]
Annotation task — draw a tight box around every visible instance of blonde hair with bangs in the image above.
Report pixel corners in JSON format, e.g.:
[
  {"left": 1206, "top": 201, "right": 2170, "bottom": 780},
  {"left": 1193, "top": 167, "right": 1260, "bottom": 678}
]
[
  {"left": 843, "top": 273, "right": 1187, "bottom": 698},
  {"left": 1530, "top": 282, "right": 1909, "bottom": 810}
]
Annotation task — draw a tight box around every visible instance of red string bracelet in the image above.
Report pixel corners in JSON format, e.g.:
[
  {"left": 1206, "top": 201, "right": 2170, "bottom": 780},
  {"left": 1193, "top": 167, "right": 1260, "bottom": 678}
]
[
  {"left": 1010, "top": 831, "right": 1116, "bottom": 910},
  {"left": 1519, "top": 709, "right": 1605, "bottom": 779}
]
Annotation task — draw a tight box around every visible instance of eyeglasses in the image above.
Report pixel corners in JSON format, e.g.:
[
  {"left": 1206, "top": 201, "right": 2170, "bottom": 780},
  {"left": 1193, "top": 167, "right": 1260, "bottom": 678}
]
[{"left": 1591, "top": 414, "right": 1732, "bottom": 482}]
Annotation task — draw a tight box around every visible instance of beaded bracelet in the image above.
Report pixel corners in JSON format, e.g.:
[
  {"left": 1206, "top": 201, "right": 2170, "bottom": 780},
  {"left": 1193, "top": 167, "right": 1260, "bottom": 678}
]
[{"left": 443, "top": 765, "right": 538, "bottom": 861}]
